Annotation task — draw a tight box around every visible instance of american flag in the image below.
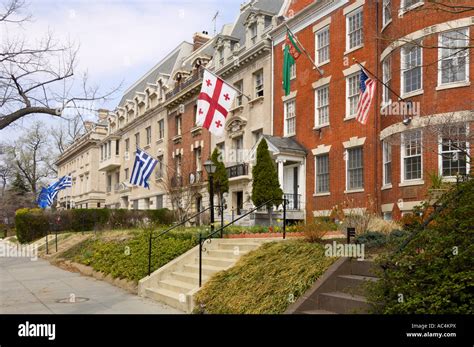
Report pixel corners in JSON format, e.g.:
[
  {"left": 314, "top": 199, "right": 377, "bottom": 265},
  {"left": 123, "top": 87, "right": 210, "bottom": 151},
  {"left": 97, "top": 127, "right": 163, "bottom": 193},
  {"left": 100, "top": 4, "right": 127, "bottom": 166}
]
[{"left": 356, "top": 70, "right": 376, "bottom": 125}]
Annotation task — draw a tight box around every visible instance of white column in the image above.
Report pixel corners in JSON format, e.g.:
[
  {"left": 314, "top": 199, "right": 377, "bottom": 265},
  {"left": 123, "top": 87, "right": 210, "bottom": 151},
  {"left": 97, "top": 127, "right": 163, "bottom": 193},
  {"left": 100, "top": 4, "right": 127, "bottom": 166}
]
[{"left": 277, "top": 159, "right": 284, "bottom": 192}]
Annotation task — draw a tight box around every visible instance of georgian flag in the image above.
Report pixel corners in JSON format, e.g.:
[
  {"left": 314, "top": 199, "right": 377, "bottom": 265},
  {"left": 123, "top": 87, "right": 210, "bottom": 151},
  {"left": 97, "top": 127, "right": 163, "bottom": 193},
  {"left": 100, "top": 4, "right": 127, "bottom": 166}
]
[{"left": 196, "top": 70, "right": 237, "bottom": 137}]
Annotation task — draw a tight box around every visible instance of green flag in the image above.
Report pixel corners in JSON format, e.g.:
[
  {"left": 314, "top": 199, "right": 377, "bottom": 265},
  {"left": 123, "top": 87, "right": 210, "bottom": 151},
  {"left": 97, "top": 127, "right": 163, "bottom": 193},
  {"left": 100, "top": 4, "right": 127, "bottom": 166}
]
[{"left": 283, "top": 31, "right": 301, "bottom": 96}]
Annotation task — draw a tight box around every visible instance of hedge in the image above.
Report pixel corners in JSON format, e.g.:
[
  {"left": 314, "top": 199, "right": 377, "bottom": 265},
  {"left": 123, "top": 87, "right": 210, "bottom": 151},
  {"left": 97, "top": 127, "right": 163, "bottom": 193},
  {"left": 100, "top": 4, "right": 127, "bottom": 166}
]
[{"left": 15, "top": 208, "right": 174, "bottom": 244}]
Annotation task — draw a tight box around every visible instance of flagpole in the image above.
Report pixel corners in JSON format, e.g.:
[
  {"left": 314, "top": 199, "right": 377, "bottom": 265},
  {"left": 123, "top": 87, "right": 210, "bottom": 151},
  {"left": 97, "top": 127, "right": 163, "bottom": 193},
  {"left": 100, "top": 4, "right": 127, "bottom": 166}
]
[
  {"left": 352, "top": 58, "right": 406, "bottom": 102},
  {"left": 203, "top": 68, "right": 252, "bottom": 101},
  {"left": 284, "top": 24, "right": 324, "bottom": 76}
]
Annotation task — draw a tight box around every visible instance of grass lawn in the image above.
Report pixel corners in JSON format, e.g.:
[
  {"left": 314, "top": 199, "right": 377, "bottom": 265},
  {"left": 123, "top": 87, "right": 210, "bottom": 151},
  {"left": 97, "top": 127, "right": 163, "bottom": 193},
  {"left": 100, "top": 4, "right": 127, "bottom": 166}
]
[
  {"left": 194, "top": 240, "right": 337, "bottom": 314},
  {"left": 60, "top": 229, "right": 199, "bottom": 283}
]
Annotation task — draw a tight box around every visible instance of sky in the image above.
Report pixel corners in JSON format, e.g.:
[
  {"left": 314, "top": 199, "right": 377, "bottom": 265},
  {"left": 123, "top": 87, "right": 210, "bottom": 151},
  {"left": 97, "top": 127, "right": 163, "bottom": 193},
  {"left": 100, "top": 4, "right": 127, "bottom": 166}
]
[{"left": 0, "top": 0, "right": 243, "bottom": 139}]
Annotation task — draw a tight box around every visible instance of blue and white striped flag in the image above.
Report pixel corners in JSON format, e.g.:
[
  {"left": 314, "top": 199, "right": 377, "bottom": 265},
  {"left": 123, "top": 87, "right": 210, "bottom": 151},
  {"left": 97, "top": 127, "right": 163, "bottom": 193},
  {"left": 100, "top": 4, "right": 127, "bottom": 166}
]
[
  {"left": 130, "top": 148, "right": 158, "bottom": 189},
  {"left": 47, "top": 175, "right": 72, "bottom": 201}
]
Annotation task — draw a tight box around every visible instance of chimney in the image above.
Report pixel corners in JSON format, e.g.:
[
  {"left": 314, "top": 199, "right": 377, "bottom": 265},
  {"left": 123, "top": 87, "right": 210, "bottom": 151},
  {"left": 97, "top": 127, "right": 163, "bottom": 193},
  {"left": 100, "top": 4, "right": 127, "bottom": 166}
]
[
  {"left": 193, "top": 31, "right": 211, "bottom": 51},
  {"left": 97, "top": 109, "right": 109, "bottom": 122}
]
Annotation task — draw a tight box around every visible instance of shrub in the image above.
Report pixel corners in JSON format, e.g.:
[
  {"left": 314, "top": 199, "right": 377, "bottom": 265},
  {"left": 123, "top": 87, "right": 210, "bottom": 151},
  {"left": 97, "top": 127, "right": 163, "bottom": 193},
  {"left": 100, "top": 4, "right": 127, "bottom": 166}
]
[
  {"left": 15, "top": 208, "right": 49, "bottom": 243},
  {"left": 295, "top": 219, "right": 330, "bottom": 243},
  {"left": 354, "top": 231, "right": 387, "bottom": 249},
  {"left": 70, "top": 209, "right": 110, "bottom": 231},
  {"left": 146, "top": 209, "right": 174, "bottom": 226},
  {"left": 368, "top": 178, "right": 474, "bottom": 314}
]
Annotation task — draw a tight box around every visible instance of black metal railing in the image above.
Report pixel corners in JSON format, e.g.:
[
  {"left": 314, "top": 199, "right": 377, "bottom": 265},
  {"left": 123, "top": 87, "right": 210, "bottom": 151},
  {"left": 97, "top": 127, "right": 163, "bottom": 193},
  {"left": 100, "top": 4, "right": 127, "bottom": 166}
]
[
  {"left": 198, "top": 198, "right": 287, "bottom": 287},
  {"left": 188, "top": 171, "right": 203, "bottom": 185},
  {"left": 147, "top": 206, "right": 214, "bottom": 276},
  {"left": 226, "top": 163, "right": 248, "bottom": 178},
  {"left": 284, "top": 193, "right": 302, "bottom": 211},
  {"left": 165, "top": 69, "right": 204, "bottom": 100}
]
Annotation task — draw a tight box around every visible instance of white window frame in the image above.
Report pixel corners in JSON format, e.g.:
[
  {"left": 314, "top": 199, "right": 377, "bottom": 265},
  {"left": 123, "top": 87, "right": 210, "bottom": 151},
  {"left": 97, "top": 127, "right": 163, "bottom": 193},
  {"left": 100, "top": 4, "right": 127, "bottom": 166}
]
[
  {"left": 315, "top": 153, "right": 330, "bottom": 194},
  {"left": 254, "top": 70, "right": 264, "bottom": 98},
  {"left": 284, "top": 99, "right": 296, "bottom": 137},
  {"left": 401, "top": 130, "right": 423, "bottom": 183},
  {"left": 437, "top": 28, "right": 470, "bottom": 88},
  {"left": 346, "top": 72, "right": 360, "bottom": 119},
  {"left": 382, "top": 55, "right": 392, "bottom": 107},
  {"left": 399, "top": 0, "right": 424, "bottom": 16},
  {"left": 290, "top": 62, "right": 297, "bottom": 80},
  {"left": 382, "top": 141, "right": 392, "bottom": 187},
  {"left": 234, "top": 80, "right": 243, "bottom": 106},
  {"left": 401, "top": 43, "right": 423, "bottom": 97},
  {"left": 315, "top": 26, "right": 330, "bottom": 66},
  {"left": 382, "top": 0, "right": 392, "bottom": 28},
  {"left": 438, "top": 125, "right": 470, "bottom": 179},
  {"left": 158, "top": 119, "right": 165, "bottom": 140},
  {"left": 314, "top": 84, "right": 330, "bottom": 127},
  {"left": 146, "top": 126, "right": 152, "bottom": 145},
  {"left": 250, "top": 23, "right": 258, "bottom": 45},
  {"left": 346, "top": 8, "right": 364, "bottom": 52},
  {"left": 345, "top": 146, "right": 364, "bottom": 191}
]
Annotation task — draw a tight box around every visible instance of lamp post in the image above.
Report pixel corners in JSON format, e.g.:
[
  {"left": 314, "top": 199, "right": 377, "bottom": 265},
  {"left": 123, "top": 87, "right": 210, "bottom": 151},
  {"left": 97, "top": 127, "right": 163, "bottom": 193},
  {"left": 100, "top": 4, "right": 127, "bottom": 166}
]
[{"left": 204, "top": 159, "right": 217, "bottom": 234}]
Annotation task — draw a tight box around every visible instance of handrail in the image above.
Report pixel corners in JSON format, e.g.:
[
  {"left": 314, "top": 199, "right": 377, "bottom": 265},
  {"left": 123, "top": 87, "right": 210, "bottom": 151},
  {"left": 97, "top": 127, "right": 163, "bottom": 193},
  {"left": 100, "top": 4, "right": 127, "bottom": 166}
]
[
  {"left": 147, "top": 205, "right": 218, "bottom": 276},
  {"left": 198, "top": 197, "right": 287, "bottom": 286}
]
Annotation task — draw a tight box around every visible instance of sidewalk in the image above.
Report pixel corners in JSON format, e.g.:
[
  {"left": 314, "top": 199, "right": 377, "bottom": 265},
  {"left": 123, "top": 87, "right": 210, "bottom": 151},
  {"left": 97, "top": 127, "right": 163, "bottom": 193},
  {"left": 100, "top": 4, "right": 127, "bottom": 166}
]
[{"left": 0, "top": 242, "right": 182, "bottom": 314}]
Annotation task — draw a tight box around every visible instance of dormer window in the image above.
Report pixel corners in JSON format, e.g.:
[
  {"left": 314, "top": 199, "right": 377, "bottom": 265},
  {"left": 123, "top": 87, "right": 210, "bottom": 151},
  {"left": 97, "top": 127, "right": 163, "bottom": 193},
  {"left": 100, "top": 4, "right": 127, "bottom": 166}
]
[
  {"left": 218, "top": 47, "right": 224, "bottom": 67},
  {"left": 250, "top": 23, "right": 257, "bottom": 45}
]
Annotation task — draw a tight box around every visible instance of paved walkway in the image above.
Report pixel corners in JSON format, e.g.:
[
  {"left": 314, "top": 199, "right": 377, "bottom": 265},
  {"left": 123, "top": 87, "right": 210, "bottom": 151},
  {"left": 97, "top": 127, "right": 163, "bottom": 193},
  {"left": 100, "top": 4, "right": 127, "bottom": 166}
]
[{"left": 0, "top": 242, "right": 182, "bottom": 314}]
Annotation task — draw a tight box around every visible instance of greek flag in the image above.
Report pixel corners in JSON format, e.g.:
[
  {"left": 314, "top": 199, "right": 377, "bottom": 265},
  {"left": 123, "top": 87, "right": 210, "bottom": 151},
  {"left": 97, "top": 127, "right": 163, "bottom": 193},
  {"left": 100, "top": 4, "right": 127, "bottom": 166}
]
[
  {"left": 37, "top": 187, "right": 53, "bottom": 209},
  {"left": 130, "top": 148, "right": 158, "bottom": 189}
]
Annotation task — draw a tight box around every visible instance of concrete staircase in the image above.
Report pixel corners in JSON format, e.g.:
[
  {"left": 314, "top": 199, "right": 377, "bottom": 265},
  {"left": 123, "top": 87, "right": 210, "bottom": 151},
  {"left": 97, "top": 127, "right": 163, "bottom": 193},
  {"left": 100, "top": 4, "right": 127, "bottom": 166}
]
[
  {"left": 41, "top": 233, "right": 92, "bottom": 259},
  {"left": 286, "top": 258, "right": 380, "bottom": 314},
  {"left": 138, "top": 238, "right": 270, "bottom": 313}
]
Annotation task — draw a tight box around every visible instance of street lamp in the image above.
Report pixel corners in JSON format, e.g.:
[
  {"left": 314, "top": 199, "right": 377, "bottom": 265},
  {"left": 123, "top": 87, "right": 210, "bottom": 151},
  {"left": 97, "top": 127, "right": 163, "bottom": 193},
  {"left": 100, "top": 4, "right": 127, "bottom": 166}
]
[{"left": 204, "top": 160, "right": 217, "bottom": 234}]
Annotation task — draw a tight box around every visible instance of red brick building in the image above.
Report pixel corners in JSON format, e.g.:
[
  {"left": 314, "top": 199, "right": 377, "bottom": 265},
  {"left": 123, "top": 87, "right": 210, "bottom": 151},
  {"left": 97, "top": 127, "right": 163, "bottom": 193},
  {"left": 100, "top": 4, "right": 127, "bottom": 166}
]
[{"left": 270, "top": 0, "right": 473, "bottom": 220}]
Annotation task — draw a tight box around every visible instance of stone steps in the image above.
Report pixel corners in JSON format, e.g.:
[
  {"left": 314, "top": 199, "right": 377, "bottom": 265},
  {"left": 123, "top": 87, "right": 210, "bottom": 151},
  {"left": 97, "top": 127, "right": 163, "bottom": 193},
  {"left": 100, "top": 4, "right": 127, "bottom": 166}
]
[
  {"left": 139, "top": 238, "right": 270, "bottom": 313},
  {"left": 287, "top": 258, "right": 381, "bottom": 315}
]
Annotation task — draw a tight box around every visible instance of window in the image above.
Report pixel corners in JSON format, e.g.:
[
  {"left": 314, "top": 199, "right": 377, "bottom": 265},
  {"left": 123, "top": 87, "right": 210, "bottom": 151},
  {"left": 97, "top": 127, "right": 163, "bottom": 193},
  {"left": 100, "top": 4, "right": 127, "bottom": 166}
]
[
  {"left": 290, "top": 63, "right": 296, "bottom": 80},
  {"left": 315, "top": 85, "right": 329, "bottom": 126},
  {"left": 346, "top": 147, "right": 364, "bottom": 190},
  {"left": 134, "top": 132, "right": 140, "bottom": 148},
  {"left": 250, "top": 24, "right": 257, "bottom": 45},
  {"left": 125, "top": 138, "right": 130, "bottom": 153},
  {"left": 115, "top": 140, "right": 120, "bottom": 155},
  {"left": 234, "top": 80, "right": 243, "bottom": 106},
  {"left": 315, "top": 154, "right": 330, "bottom": 194},
  {"left": 440, "top": 126, "right": 468, "bottom": 177},
  {"left": 382, "top": 0, "right": 392, "bottom": 27},
  {"left": 233, "top": 136, "right": 244, "bottom": 163},
  {"left": 254, "top": 70, "right": 264, "bottom": 98},
  {"left": 382, "top": 56, "right": 392, "bottom": 106},
  {"left": 217, "top": 142, "right": 225, "bottom": 162},
  {"left": 346, "top": 73, "right": 360, "bottom": 118},
  {"left": 401, "top": 44, "right": 422, "bottom": 95},
  {"left": 383, "top": 141, "right": 392, "bottom": 186},
  {"left": 158, "top": 119, "right": 165, "bottom": 140},
  {"left": 218, "top": 47, "right": 224, "bottom": 67},
  {"left": 402, "top": 130, "right": 422, "bottom": 181},
  {"left": 195, "top": 148, "right": 202, "bottom": 172},
  {"left": 124, "top": 168, "right": 129, "bottom": 180},
  {"left": 176, "top": 115, "right": 182, "bottom": 136},
  {"left": 253, "top": 129, "right": 263, "bottom": 144},
  {"left": 108, "top": 141, "right": 111, "bottom": 158},
  {"left": 146, "top": 126, "right": 151, "bottom": 145},
  {"left": 315, "top": 26, "right": 330, "bottom": 65},
  {"left": 401, "top": 0, "right": 423, "bottom": 11},
  {"left": 175, "top": 155, "right": 182, "bottom": 176},
  {"left": 156, "top": 155, "right": 164, "bottom": 178},
  {"left": 439, "top": 29, "right": 469, "bottom": 85},
  {"left": 284, "top": 99, "right": 296, "bottom": 136},
  {"left": 383, "top": 212, "right": 392, "bottom": 221},
  {"left": 347, "top": 9, "right": 363, "bottom": 50}
]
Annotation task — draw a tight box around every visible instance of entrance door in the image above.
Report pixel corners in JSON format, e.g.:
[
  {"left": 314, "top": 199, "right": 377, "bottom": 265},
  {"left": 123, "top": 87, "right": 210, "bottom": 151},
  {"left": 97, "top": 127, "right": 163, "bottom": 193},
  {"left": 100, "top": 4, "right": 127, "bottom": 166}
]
[
  {"left": 283, "top": 165, "right": 298, "bottom": 209},
  {"left": 235, "top": 191, "right": 243, "bottom": 215}
]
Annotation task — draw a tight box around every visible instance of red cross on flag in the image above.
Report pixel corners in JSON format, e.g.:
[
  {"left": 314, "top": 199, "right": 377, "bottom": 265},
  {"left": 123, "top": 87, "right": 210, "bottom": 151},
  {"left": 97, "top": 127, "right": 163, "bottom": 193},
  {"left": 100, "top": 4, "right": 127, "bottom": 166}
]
[{"left": 196, "top": 70, "right": 237, "bottom": 137}]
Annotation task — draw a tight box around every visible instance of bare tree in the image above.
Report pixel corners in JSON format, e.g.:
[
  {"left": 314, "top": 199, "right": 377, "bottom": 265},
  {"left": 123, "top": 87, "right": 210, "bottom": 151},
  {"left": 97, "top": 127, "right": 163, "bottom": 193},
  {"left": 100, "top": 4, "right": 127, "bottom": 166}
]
[
  {"left": 51, "top": 115, "right": 85, "bottom": 154},
  {"left": 5, "top": 121, "right": 56, "bottom": 195},
  {"left": 0, "top": 0, "right": 120, "bottom": 130}
]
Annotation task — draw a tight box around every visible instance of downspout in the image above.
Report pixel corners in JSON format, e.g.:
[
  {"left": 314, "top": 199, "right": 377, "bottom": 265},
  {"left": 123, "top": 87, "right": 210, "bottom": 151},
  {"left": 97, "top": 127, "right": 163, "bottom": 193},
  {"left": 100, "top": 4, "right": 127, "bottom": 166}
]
[
  {"left": 374, "top": 0, "right": 381, "bottom": 215},
  {"left": 270, "top": 35, "right": 274, "bottom": 136}
]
